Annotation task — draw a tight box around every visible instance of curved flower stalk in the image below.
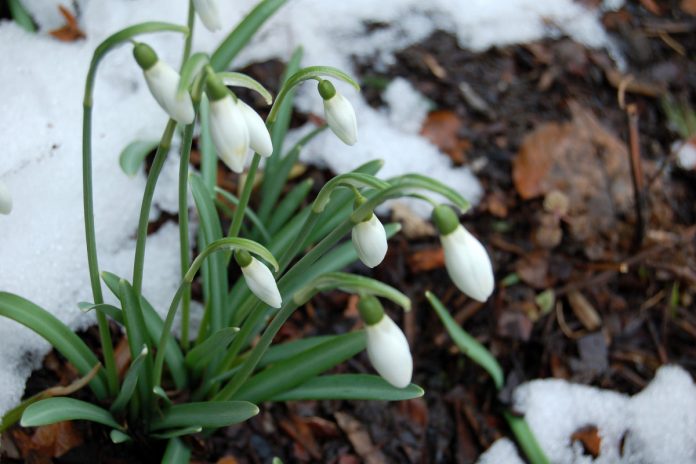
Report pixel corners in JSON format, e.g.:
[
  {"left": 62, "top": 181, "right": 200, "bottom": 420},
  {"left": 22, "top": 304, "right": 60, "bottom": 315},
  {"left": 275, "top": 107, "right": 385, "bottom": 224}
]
[
  {"left": 0, "top": 180, "right": 12, "bottom": 215},
  {"left": 359, "top": 296, "right": 412, "bottom": 388},
  {"left": 133, "top": 43, "right": 194, "bottom": 124},
  {"left": 193, "top": 0, "right": 222, "bottom": 32},
  {"left": 433, "top": 205, "right": 494, "bottom": 302},
  {"left": 318, "top": 80, "right": 357, "bottom": 145},
  {"left": 206, "top": 74, "right": 250, "bottom": 173},
  {"left": 235, "top": 250, "right": 282, "bottom": 308}
]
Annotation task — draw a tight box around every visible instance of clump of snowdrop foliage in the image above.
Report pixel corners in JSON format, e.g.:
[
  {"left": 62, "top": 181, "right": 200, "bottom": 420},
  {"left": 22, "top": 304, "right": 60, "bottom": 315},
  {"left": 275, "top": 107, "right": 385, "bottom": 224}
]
[{"left": 0, "top": 0, "right": 517, "bottom": 462}]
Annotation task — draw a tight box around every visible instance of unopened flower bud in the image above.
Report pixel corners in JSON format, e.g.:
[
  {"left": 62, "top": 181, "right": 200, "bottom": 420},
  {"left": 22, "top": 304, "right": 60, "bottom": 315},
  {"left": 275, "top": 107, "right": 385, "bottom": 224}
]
[
  {"left": 193, "top": 0, "right": 222, "bottom": 32},
  {"left": 433, "top": 205, "right": 494, "bottom": 302},
  {"left": 133, "top": 43, "right": 194, "bottom": 125},
  {"left": 236, "top": 250, "right": 282, "bottom": 308},
  {"left": 318, "top": 80, "right": 357, "bottom": 146},
  {"left": 360, "top": 296, "right": 412, "bottom": 388},
  {"left": 207, "top": 75, "right": 250, "bottom": 173},
  {"left": 352, "top": 213, "right": 387, "bottom": 268},
  {"left": 237, "top": 100, "right": 273, "bottom": 157}
]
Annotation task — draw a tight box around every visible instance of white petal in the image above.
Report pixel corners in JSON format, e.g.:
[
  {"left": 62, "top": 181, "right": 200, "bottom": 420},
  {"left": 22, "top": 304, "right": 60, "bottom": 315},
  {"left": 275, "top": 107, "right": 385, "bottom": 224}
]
[
  {"left": 366, "top": 315, "right": 412, "bottom": 388},
  {"left": 351, "top": 215, "right": 387, "bottom": 268},
  {"left": 144, "top": 61, "right": 194, "bottom": 124},
  {"left": 210, "top": 95, "right": 250, "bottom": 173},
  {"left": 238, "top": 100, "right": 273, "bottom": 157},
  {"left": 441, "top": 225, "right": 494, "bottom": 302},
  {"left": 193, "top": 0, "right": 222, "bottom": 31},
  {"left": 323, "top": 93, "right": 357, "bottom": 145},
  {"left": 0, "top": 180, "right": 12, "bottom": 215},
  {"left": 241, "top": 257, "right": 282, "bottom": 308}
]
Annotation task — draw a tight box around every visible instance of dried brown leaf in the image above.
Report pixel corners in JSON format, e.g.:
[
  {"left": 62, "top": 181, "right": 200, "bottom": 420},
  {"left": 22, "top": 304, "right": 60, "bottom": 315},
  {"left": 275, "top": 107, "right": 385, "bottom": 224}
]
[
  {"left": 334, "top": 412, "right": 387, "bottom": 464},
  {"left": 49, "top": 5, "right": 85, "bottom": 42}
]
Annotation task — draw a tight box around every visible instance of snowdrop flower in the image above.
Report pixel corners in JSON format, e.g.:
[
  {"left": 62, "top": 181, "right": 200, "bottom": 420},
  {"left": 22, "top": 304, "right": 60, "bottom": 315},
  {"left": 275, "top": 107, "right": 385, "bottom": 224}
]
[
  {"left": 235, "top": 250, "right": 282, "bottom": 308},
  {"left": 133, "top": 43, "right": 194, "bottom": 125},
  {"left": 433, "top": 205, "right": 494, "bottom": 302},
  {"left": 193, "top": 0, "right": 222, "bottom": 32},
  {"left": 0, "top": 180, "right": 12, "bottom": 215},
  {"left": 237, "top": 99, "right": 273, "bottom": 157},
  {"left": 352, "top": 211, "right": 388, "bottom": 268},
  {"left": 359, "top": 296, "right": 412, "bottom": 388},
  {"left": 206, "top": 75, "right": 250, "bottom": 173},
  {"left": 318, "top": 80, "right": 357, "bottom": 145}
]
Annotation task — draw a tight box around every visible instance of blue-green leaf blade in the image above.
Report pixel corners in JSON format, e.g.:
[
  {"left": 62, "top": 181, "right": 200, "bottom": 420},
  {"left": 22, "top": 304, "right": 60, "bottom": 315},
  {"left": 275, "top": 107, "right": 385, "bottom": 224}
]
[
  {"left": 151, "top": 401, "right": 259, "bottom": 430},
  {"left": 271, "top": 374, "right": 424, "bottom": 401},
  {"left": 119, "top": 140, "right": 159, "bottom": 177},
  {"left": 21, "top": 398, "right": 122, "bottom": 430}
]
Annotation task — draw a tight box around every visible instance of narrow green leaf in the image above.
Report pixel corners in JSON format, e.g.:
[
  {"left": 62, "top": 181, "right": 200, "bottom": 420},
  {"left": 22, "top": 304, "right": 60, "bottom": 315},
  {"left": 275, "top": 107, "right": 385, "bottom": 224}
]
[
  {"left": 151, "top": 401, "right": 259, "bottom": 430},
  {"left": 426, "top": 291, "right": 504, "bottom": 390},
  {"left": 185, "top": 327, "right": 239, "bottom": 371},
  {"left": 78, "top": 302, "right": 123, "bottom": 323},
  {"left": 258, "top": 46, "right": 303, "bottom": 225},
  {"left": 214, "top": 187, "right": 270, "bottom": 242},
  {"left": 271, "top": 374, "right": 424, "bottom": 401},
  {"left": 267, "top": 178, "right": 314, "bottom": 236},
  {"left": 190, "top": 173, "right": 228, "bottom": 333},
  {"left": 8, "top": 0, "right": 36, "bottom": 32},
  {"left": 209, "top": 0, "right": 288, "bottom": 71},
  {"left": 110, "top": 429, "right": 131, "bottom": 443},
  {"left": 110, "top": 346, "right": 148, "bottom": 414},
  {"left": 101, "top": 271, "right": 188, "bottom": 390},
  {"left": 161, "top": 438, "right": 191, "bottom": 464},
  {"left": 153, "top": 386, "right": 173, "bottom": 408},
  {"left": 231, "top": 331, "right": 366, "bottom": 404},
  {"left": 118, "top": 140, "right": 159, "bottom": 177},
  {"left": 199, "top": 95, "right": 217, "bottom": 194},
  {"left": 504, "top": 412, "right": 551, "bottom": 464},
  {"left": 313, "top": 173, "right": 389, "bottom": 213},
  {"left": 0, "top": 293, "right": 107, "bottom": 399},
  {"left": 177, "top": 52, "right": 209, "bottom": 98},
  {"left": 152, "top": 425, "right": 202, "bottom": 439},
  {"left": 21, "top": 398, "right": 122, "bottom": 430}
]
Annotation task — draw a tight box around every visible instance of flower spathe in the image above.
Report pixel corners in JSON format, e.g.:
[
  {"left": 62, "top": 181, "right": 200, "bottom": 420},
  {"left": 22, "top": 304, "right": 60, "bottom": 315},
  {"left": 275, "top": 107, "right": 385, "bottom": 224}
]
[
  {"left": 365, "top": 314, "right": 413, "bottom": 388},
  {"left": 193, "top": 0, "right": 222, "bottom": 32},
  {"left": 133, "top": 43, "right": 194, "bottom": 125},
  {"left": 440, "top": 225, "right": 494, "bottom": 302},
  {"left": 210, "top": 94, "right": 250, "bottom": 173},
  {"left": 240, "top": 257, "right": 282, "bottom": 308},
  {"left": 237, "top": 100, "right": 273, "bottom": 157},
  {"left": 351, "top": 214, "right": 387, "bottom": 268},
  {"left": 0, "top": 180, "right": 12, "bottom": 215}
]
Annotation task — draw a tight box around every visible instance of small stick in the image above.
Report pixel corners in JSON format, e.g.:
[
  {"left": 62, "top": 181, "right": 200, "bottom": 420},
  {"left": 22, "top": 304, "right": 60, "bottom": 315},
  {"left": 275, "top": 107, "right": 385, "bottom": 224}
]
[{"left": 627, "top": 104, "right": 646, "bottom": 251}]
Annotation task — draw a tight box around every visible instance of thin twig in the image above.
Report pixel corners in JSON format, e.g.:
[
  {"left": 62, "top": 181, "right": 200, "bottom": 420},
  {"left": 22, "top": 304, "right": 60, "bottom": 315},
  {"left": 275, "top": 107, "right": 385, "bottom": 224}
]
[{"left": 626, "top": 104, "right": 646, "bottom": 251}]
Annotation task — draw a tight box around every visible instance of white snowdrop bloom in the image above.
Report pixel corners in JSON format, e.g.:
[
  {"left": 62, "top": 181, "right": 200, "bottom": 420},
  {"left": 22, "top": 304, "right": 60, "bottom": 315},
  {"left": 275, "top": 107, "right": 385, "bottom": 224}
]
[
  {"left": 209, "top": 94, "right": 250, "bottom": 173},
  {"left": 440, "top": 225, "right": 494, "bottom": 302},
  {"left": 0, "top": 180, "right": 12, "bottom": 215},
  {"left": 133, "top": 43, "right": 194, "bottom": 125},
  {"left": 351, "top": 214, "right": 388, "bottom": 268},
  {"left": 365, "top": 315, "right": 412, "bottom": 388},
  {"left": 237, "top": 100, "right": 273, "bottom": 157},
  {"left": 193, "top": 0, "right": 222, "bottom": 32},
  {"left": 318, "top": 80, "right": 357, "bottom": 145},
  {"left": 237, "top": 251, "right": 282, "bottom": 308}
]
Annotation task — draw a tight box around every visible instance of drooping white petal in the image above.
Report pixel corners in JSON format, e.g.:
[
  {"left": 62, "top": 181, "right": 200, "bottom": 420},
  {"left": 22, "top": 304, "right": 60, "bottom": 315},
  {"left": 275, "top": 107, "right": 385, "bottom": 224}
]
[
  {"left": 237, "top": 100, "right": 273, "bottom": 157},
  {"left": 366, "top": 315, "right": 412, "bottom": 388},
  {"left": 351, "top": 214, "right": 387, "bottom": 268},
  {"left": 193, "top": 0, "right": 222, "bottom": 32},
  {"left": 143, "top": 61, "right": 195, "bottom": 124},
  {"left": 0, "top": 180, "right": 12, "bottom": 215},
  {"left": 241, "top": 257, "right": 282, "bottom": 308},
  {"left": 441, "top": 225, "right": 494, "bottom": 302},
  {"left": 323, "top": 93, "right": 357, "bottom": 145},
  {"left": 210, "top": 95, "right": 250, "bottom": 173}
]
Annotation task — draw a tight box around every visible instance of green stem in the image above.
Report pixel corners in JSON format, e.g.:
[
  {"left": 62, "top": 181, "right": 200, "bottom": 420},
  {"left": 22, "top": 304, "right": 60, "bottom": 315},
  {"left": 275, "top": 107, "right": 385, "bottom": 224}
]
[
  {"left": 228, "top": 153, "right": 261, "bottom": 239},
  {"left": 132, "top": 120, "right": 177, "bottom": 295},
  {"left": 178, "top": 123, "right": 195, "bottom": 351},
  {"left": 181, "top": 0, "right": 195, "bottom": 64}
]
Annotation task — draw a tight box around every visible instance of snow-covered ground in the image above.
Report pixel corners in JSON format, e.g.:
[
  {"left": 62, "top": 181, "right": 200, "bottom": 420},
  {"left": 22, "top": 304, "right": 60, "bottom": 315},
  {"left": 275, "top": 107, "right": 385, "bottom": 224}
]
[{"left": 6, "top": 2, "right": 681, "bottom": 461}]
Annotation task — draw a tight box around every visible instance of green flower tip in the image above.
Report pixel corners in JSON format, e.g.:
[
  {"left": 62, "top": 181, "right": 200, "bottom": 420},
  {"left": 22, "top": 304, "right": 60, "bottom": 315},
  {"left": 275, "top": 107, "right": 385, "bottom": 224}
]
[
  {"left": 235, "top": 249, "right": 253, "bottom": 268},
  {"left": 353, "top": 195, "right": 372, "bottom": 223},
  {"left": 358, "top": 295, "right": 385, "bottom": 326},
  {"left": 133, "top": 43, "right": 158, "bottom": 71},
  {"left": 432, "top": 204, "right": 459, "bottom": 235},
  {"left": 317, "top": 79, "right": 336, "bottom": 100},
  {"left": 205, "top": 73, "right": 229, "bottom": 102}
]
